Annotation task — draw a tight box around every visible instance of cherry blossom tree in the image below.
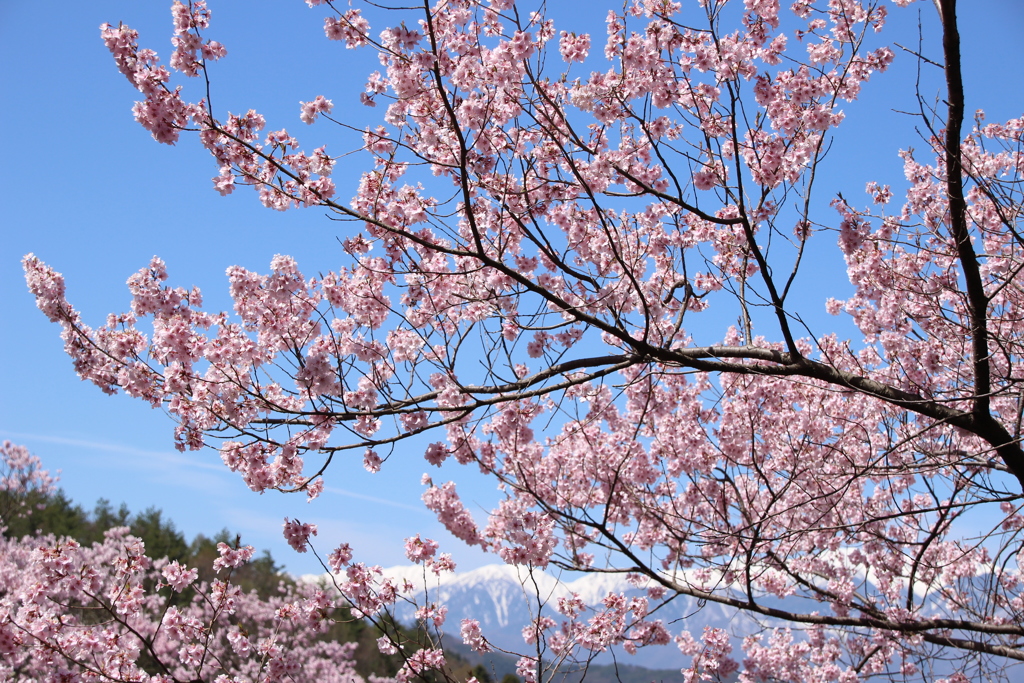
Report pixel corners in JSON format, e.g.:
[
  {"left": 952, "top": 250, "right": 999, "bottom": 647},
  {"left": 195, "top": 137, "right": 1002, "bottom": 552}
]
[
  {"left": 22, "top": 0, "right": 1024, "bottom": 680},
  {"left": 0, "top": 445, "right": 477, "bottom": 683},
  {"left": 0, "top": 525, "right": 369, "bottom": 683},
  {"left": 0, "top": 443, "right": 354, "bottom": 682},
  {"left": 0, "top": 440, "right": 58, "bottom": 529}
]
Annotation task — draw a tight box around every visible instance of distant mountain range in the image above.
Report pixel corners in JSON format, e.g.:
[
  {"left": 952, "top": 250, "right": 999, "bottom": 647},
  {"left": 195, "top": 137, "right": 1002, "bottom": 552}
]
[
  {"left": 303, "top": 563, "right": 1024, "bottom": 682},
  {"left": 374, "top": 563, "right": 759, "bottom": 673}
]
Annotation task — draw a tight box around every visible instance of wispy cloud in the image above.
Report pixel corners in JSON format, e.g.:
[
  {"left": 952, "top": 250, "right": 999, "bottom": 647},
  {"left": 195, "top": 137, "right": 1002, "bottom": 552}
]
[
  {"left": 2, "top": 430, "right": 429, "bottom": 514},
  {"left": 323, "top": 485, "right": 428, "bottom": 514},
  {"left": 0, "top": 430, "right": 228, "bottom": 473}
]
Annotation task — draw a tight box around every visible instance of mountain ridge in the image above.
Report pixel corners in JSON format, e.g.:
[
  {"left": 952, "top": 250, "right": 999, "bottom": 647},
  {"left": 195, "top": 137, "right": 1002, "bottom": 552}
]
[{"left": 307, "top": 563, "right": 754, "bottom": 671}]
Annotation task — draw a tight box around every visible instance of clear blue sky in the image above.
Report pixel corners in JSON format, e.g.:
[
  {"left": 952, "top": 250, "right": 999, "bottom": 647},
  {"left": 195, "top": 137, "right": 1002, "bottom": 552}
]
[{"left": 1, "top": 0, "right": 1022, "bottom": 576}]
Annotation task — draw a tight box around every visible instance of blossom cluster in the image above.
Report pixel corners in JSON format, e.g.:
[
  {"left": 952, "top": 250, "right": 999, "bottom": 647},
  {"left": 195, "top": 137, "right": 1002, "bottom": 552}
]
[{"left": 0, "top": 441, "right": 57, "bottom": 525}]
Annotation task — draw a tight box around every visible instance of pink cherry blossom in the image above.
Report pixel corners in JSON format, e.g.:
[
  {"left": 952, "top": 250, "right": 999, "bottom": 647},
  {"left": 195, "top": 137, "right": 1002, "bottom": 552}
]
[
  {"left": 403, "top": 534, "right": 439, "bottom": 563},
  {"left": 283, "top": 517, "right": 318, "bottom": 552},
  {"left": 161, "top": 560, "right": 199, "bottom": 592},
  {"left": 327, "top": 542, "right": 353, "bottom": 572},
  {"left": 212, "top": 541, "right": 255, "bottom": 571},
  {"left": 299, "top": 95, "right": 334, "bottom": 124},
  {"left": 460, "top": 618, "right": 491, "bottom": 653}
]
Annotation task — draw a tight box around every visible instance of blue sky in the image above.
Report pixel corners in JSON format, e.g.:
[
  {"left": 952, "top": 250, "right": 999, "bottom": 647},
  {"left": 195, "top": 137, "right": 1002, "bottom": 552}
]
[{"left": 1, "top": 0, "right": 1022, "bottom": 576}]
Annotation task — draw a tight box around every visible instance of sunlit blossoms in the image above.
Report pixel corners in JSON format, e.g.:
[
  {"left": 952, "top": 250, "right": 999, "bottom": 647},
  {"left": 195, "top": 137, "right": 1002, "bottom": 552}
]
[{"left": 22, "top": 0, "right": 1024, "bottom": 680}]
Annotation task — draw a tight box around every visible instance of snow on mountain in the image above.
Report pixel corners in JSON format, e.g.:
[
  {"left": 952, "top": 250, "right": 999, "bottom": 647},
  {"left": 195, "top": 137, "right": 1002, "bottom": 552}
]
[
  {"left": 304, "top": 563, "right": 1024, "bottom": 677},
  {"left": 382, "top": 563, "right": 568, "bottom": 632},
  {"left": 302, "top": 563, "right": 764, "bottom": 669},
  {"left": 367, "top": 564, "right": 753, "bottom": 670}
]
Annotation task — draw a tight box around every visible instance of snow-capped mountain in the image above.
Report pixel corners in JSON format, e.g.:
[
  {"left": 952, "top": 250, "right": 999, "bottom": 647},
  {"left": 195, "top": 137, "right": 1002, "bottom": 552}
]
[
  {"left": 375, "top": 564, "right": 754, "bottom": 671},
  {"left": 305, "top": 564, "right": 1024, "bottom": 679}
]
